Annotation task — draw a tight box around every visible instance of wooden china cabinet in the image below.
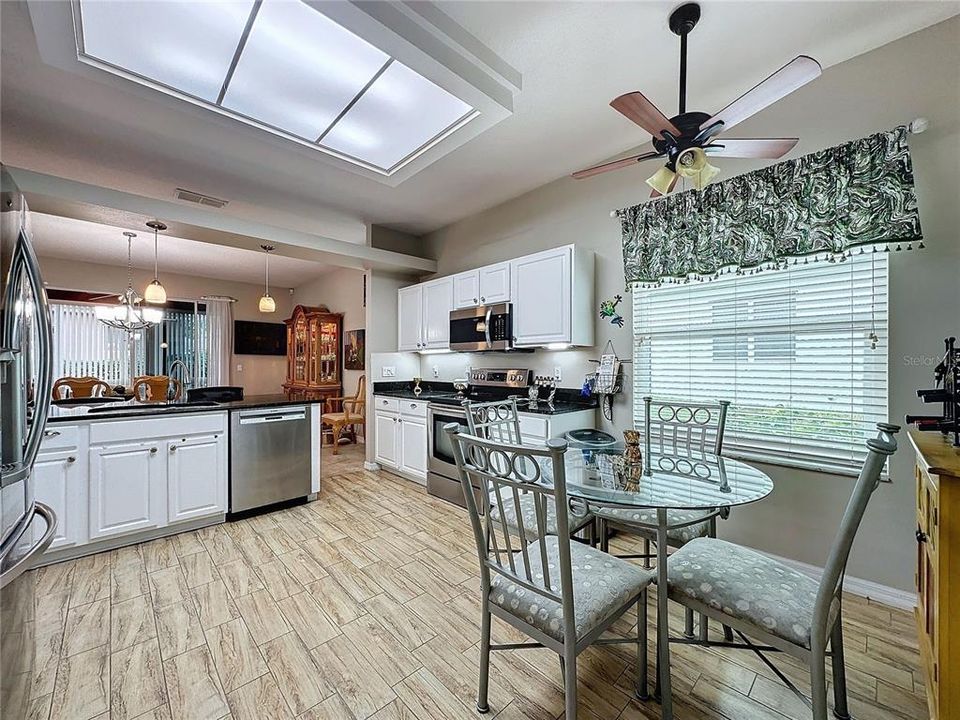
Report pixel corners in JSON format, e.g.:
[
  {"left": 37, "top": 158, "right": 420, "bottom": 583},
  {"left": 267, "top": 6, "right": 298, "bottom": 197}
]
[{"left": 282, "top": 305, "right": 343, "bottom": 403}]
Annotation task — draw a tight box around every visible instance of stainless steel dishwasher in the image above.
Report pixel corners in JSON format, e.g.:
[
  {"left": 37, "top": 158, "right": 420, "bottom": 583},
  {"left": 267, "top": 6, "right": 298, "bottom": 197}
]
[{"left": 230, "top": 405, "right": 312, "bottom": 513}]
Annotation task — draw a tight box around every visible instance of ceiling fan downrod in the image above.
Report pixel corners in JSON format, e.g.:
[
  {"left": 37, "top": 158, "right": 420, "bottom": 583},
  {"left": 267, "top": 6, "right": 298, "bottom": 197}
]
[{"left": 669, "top": 3, "right": 701, "bottom": 115}]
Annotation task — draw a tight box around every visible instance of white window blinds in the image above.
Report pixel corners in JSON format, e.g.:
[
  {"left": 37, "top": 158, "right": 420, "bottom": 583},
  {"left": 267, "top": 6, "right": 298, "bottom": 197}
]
[
  {"left": 633, "top": 253, "right": 888, "bottom": 475},
  {"left": 50, "top": 302, "right": 145, "bottom": 385}
]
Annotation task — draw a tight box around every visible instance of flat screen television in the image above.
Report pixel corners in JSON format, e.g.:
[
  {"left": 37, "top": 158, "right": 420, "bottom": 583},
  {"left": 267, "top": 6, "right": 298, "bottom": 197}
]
[{"left": 234, "top": 320, "right": 287, "bottom": 356}]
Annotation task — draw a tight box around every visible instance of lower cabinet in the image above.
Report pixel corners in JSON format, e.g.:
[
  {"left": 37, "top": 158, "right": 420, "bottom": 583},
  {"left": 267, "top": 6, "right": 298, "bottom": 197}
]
[
  {"left": 374, "top": 397, "right": 427, "bottom": 481},
  {"left": 88, "top": 442, "right": 166, "bottom": 540},
  {"left": 32, "top": 449, "right": 84, "bottom": 549},
  {"left": 167, "top": 434, "right": 227, "bottom": 524}
]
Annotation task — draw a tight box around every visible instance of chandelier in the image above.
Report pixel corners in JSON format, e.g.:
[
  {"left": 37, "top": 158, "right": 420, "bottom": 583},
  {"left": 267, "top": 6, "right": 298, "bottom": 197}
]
[{"left": 96, "top": 231, "right": 164, "bottom": 332}]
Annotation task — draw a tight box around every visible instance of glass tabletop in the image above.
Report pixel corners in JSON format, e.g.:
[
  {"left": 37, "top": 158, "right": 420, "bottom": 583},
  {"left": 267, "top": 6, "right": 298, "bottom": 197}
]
[{"left": 542, "top": 444, "right": 774, "bottom": 511}]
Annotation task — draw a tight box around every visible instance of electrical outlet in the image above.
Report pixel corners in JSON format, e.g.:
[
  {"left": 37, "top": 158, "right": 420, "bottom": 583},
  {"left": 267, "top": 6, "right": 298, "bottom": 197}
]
[
  {"left": 382, "top": 366, "right": 396, "bottom": 378},
  {"left": 236, "top": 363, "right": 243, "bottom": 372},
  {"left": 553, "top": 366, "right": 562, "bottom": 383},
  {"left": 432, "top": 365, "right": 439, "bottom": 379}
]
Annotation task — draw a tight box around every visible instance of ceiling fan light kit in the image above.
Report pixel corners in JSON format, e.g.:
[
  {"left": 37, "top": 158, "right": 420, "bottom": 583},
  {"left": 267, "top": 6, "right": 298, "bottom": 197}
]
[{"left": 573, "top": 2, "right": 821, "bottom": 197}]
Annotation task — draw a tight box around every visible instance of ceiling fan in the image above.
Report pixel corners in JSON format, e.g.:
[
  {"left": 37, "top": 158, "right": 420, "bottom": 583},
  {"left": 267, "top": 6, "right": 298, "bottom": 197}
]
[{"left": 572, "top": 3, "right": 821, "bottom": 197}]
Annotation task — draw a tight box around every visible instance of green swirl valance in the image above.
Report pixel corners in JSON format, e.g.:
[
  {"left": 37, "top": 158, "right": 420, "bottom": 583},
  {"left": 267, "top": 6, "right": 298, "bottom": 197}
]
[{"left": 616, "top": 126, "right": 923, "bottom": 286}]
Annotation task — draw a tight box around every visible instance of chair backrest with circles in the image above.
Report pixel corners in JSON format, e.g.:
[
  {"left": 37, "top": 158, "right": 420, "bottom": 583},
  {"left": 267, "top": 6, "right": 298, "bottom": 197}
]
[
  {"left": 446, "top": 424, "right": 582, "bottom": 641},
  {"left": 643, "top": 396, "right": 730, "bottom": 457},
  {"left": 51, "top": 376, "right": 112, "bottom": 399},
  {"left": 812, "top": 423, "right": 899, "bottom": 647},
  {"left": 464, "top": 398, "right": 523, "bottom": 446},
  {"left": 133, "top": 375, "right": 181, "bottom": 401}
]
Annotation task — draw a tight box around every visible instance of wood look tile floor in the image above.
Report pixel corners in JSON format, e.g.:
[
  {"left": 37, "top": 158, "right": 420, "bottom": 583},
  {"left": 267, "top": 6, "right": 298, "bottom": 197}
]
[{"left": 30, "top": 442, "right": 928, "bottom": 720}]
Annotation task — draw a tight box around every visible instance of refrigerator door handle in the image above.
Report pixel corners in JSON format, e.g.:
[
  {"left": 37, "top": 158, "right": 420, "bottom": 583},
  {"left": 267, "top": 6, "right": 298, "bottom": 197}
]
[
  {"left": 0, "top": 502, "right": 56, "bottom": 590},
  {"left": 14, "top": 231, "right": 53, "bottom": 474}
]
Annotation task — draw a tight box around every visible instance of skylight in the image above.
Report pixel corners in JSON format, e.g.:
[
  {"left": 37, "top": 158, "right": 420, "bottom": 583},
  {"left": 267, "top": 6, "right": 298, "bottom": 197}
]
[{"left": 75, "top": 0, "right": 478, "bottom": 175}]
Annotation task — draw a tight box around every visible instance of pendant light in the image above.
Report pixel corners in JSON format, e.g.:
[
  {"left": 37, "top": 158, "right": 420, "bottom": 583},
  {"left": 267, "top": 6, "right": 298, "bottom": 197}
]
[
  {"left": 258, "top": 244, "right": 276, "bottom": 313},
  {"left": 143, "top": 220, "right": 167, "bottom": 304}
]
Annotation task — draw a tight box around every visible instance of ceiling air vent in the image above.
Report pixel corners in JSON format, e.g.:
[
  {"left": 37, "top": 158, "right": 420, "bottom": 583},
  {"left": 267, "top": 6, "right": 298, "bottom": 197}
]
[{"left": 174, "top": 188, "right": 229, "bottom": 208}]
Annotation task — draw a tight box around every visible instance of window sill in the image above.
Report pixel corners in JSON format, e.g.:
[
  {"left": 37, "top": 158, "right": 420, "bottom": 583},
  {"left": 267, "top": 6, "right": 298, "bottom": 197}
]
[{"left": 722, "top": 447, "right": 888, "bottom": 481}]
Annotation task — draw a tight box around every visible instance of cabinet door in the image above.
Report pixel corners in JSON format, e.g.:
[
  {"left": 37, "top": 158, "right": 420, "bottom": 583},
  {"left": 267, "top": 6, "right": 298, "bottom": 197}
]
[
  {"left": 479, "top": 262, "right": 511, "bottom": 304},
  {"left": 168, "top": 435, "right": 226, "bottom": 524},
  {"left": 399, "top": 418, "right": 428, "bottom": 479},
  {"left": 375, "top": 413, "right": 398, "bottom": 467},
  {"left": 33, "top": 451, "right": 85, "bottom": 549},
  {"left": 422, "top": 278, "right": 453, "bottom": 349},
  {"left": 511, "top": 247, "right": 572, "bottom": 346},
  {"left": 398, "top": 285, "right": 424, "bottom": 351},
  {"left": 453, "top": 271, "right": 480, "bottom": 309},
  {"left": 88, "top": 442, "right": 165, "bottom": 540}
]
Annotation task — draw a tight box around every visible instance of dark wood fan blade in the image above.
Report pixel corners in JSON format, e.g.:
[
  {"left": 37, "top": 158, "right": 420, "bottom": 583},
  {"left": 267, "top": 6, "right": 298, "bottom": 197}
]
[
  {"left": 650, "top": 174, "right": 679, "bottom": 198},
  {"left": 701, "top": 56, "right": 821, "bottom": 132},
  {"left": 704, "top": 137, "right": 799, "bottom": 158},
  {"left": 611, "top": 92, "right": 682, "bottom": 140},
  {"left": 572, "top": 151, "right": 662, "bottom": 180}
]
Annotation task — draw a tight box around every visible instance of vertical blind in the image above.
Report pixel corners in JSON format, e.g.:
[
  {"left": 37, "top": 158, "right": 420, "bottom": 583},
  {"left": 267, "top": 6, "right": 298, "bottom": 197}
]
[
  {"left": 50, "top": 302, "right": 144, "bottom": 385},
  {"left": 632, "top": 253, "right": 889, "bottom": 474}
]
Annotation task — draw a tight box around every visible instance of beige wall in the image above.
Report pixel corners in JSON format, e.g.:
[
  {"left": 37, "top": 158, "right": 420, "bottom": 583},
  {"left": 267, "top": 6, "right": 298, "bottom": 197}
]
[
  {"left": 293, "top": 268, "right": 366, "bottom": 397},
  {"left": 38, "top": 256, "right": 293, "bottom": 395},
  {"left": 423, "top": 18, "right": 960, "bottom": 592}
]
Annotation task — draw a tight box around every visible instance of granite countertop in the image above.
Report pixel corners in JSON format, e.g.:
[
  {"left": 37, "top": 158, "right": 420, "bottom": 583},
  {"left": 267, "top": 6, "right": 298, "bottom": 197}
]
[
  {"left": 372, "top": 382, "right": 599, "bottom": 416},
  {"left": 47, "top": 393, "right": 323, "bottom": 423}
]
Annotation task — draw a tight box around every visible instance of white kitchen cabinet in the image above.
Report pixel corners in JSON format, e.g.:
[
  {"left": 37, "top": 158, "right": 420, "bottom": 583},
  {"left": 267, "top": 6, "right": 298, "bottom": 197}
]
[
  {"left": 167, "top": 434, "right": 227, "bottom": 524},
  {"left": 422, "top": 277, "right": 453, "bottom": 349},
  {"left": 511, "top": 245, "right": 593, "bottom": 347},
  {"left": 33, "top": 449, "right": 85, "bottom": 549},
  {"left": 452, "top": 263, "right": 511, "bottom": 309},
  {"left": 398, "top": 284, "right": 423, "bottom": 351},
  {"left": 375, "top": 411, "right": 399, "bottom": 468},
  {"left": 453, "top": 271, "right": 481, "bottom": 309},
  {"left": 88, "top": 441, "right": 166, "bottom": 540}
]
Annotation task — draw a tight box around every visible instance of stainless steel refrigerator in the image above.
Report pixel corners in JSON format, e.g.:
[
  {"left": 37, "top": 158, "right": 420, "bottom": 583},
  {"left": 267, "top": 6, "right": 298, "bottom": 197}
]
[{"left": 0, "top": 166, "right": 57, "bottom": 717}]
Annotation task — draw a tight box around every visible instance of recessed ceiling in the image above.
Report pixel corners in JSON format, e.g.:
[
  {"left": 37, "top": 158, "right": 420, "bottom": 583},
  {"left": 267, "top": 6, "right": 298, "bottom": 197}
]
[
  {"left": 30, "top": 213, "right": 332, "bottom": 287},
  {"left": 75, "top": 0, "right": 477, "bottom": 175}
]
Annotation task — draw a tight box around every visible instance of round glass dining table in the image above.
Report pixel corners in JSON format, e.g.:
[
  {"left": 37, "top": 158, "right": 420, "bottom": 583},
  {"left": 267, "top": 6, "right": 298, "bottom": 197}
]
[{"left": 546, "top": 441, "right": 775, "bottom": 720}]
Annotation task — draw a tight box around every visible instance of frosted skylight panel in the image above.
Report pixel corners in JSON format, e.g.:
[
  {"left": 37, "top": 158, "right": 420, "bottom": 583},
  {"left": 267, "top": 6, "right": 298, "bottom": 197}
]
[
  {"left": 222, "top": 0, "right": 390, "bottom": 139},
  {"left": 321, "top": 61, "right": 473, "bottom": 171},
  {"left": 78, "top": 0, "right": 254, "bottom": 102}
]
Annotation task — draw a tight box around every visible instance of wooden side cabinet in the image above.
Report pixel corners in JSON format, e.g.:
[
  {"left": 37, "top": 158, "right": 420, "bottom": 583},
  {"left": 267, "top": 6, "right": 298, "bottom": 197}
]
[
  {"left": 910, "top": 430, "right": 960, "bottom": 720},
  {"left": 283, "top": 305, "right": 343, "bottom": 403}
]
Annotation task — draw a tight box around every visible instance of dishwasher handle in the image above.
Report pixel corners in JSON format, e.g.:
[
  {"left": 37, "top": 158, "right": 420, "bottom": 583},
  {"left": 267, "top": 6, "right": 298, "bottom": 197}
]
[{"left": 238, "top": 409, "right": 306, "bottom": 425}]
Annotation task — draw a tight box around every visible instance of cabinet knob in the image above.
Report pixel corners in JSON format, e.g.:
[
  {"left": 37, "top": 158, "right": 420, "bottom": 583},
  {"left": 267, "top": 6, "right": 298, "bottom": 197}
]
[
  {"left": 170, "top": 445, "right": 177, "bottom": 453},
  {"left": 66, "top": 456, "right": 76, "bottom": 464},
  {"left": 44, "top": 430, "right": 61, "bottom": 438},
  {"left": 410, "top": 403, "right": 417, "bottom": 409},
  {"left": 481, "top": 296, "right": 485, "bottom": 302},
  {"left": 473, "top": 297, "right": 478, "bottom": 303},
  {"left": 150, "top": 447, "right": 158, "bottom": 454},
  {"left": 916, "top": 525, "right": 928, "bottom": 544}
]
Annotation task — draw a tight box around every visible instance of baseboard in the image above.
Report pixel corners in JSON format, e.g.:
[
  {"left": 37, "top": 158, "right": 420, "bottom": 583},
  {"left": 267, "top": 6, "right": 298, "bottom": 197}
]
[{"left": 760, "top": 550, "right": 916, "bottom": 611}]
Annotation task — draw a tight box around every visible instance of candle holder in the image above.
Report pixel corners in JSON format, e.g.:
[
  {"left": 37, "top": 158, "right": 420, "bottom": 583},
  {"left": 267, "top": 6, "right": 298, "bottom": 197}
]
[{"left": 413, "top": 377, "right": 423, "bottom": 397}]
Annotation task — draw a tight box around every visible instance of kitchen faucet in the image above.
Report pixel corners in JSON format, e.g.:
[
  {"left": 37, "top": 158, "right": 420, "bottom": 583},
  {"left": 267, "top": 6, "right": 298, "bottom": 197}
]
[{"left": 167, "top": 358, "right": 192, "bottom": 390}]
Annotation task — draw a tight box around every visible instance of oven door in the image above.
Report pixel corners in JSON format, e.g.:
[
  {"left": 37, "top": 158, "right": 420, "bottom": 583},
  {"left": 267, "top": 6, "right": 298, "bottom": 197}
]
[{"left": 427, "top": 404, "right": 467, "bottom": 479}]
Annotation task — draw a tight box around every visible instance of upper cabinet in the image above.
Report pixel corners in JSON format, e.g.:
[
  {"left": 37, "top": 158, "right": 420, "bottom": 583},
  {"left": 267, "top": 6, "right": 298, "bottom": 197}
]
[
  {"left": 453, "top": 262, "right": 511, "bottom": 309},
  {"left": 398, "top": 278, "right": 453, "bottom": 351},
  {"left": 511, "top": 246, "right": 593, "bottom": 347},
  {"left": 398, "top": 245, "right": 593, "bottom": 351}
]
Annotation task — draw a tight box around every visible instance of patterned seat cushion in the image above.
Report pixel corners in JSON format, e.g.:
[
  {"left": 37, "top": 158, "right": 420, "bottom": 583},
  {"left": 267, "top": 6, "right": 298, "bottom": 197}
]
[
  {"left": 666, "top": 538, "right": 838, "bottom": 649},
  {"left": 490, "top": 536, "right": 652, "bottom": 643},
  {"left": 595, "top": 507, "right": 712, "bottom": 545},
  {"left": 489, "top": 491, "right": 590, "bottom": 541}
]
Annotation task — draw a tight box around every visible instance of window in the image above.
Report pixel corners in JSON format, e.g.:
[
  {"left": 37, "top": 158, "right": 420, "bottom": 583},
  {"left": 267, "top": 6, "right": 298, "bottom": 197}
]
[
  {"left": 633, "top": 253, "right": 888, "bottom": 475},
  {"left": 50, "top": 298, "right": 208, "bottom": 389}
]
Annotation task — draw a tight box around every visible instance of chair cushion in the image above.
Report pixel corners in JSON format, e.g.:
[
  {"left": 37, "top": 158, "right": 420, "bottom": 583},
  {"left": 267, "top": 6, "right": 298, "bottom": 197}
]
[
  {"left": 490, "top": 536, "right": 652, "bottom": 643},
  {"left": 489, "top": 491, "right": 590, "bottom": 541},
  {"left": 666, "top": 538, "right": 838, "bottom": 649},
  {"left": 596, "top": 507, "right": 712, "bottom": 545}
]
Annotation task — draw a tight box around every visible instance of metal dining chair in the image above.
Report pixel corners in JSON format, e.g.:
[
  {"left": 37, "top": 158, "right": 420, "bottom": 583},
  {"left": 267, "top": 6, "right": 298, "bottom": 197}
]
[
  {"left": 597, "top": 396, "right": 730, "bottom": 636},
  {"left": 661, "top": 423, "right": 899, "bottom": 720},
  {"left": 445, "top": 424, "right": 653, "bottom": 718},
  {"left": 464, "top": 398, "right": 596, "bottom": 544}
]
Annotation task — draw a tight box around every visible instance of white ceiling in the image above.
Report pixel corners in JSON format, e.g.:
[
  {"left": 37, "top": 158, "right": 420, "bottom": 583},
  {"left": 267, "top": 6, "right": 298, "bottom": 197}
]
[
  {"left": 3, "top": 1, "right": 958, "bottom": 237},
  {"left": 30, "top": 213, "right": 331, "bottom": 287}
]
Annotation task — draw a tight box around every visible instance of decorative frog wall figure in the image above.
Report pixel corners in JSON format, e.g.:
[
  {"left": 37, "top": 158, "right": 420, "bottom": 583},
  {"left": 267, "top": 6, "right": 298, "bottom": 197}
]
[{"left": 600, "top": 295, "right": 624, "bottom": 328}]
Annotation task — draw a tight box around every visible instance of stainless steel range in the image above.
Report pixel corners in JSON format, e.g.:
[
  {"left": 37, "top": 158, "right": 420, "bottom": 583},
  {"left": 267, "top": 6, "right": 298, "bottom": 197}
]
[{"left": 426, "top": 368, "right": 530, "bottom": 507}]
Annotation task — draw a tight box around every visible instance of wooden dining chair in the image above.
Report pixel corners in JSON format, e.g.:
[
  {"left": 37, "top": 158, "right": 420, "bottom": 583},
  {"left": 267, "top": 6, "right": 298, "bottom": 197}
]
[
  {"left": 662, "top": 423, "right": 900, "bottom": 720},
  {"left": 464, "top": 398, "right": 596, "bottom": 544},
  {"left": 133, "top": 375, "right": 182, "bottom": 402},
  {"left": 446, "top": 424, "right": 653, "bottom": 719},
  {"left": 321, "top": 375, "right": 366, "bottom": 454},
  {"left": 597, "top": 396, "right": 730, "bottom": 637},
  {"left": 51, "top": 376, "right": 112, "bottom": 399}
]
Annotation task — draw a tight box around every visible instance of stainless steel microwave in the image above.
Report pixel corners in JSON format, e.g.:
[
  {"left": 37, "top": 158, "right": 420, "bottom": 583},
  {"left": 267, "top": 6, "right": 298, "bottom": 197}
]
[{"left": 449, "top": 303, "right": 514, "bottom": 352}]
